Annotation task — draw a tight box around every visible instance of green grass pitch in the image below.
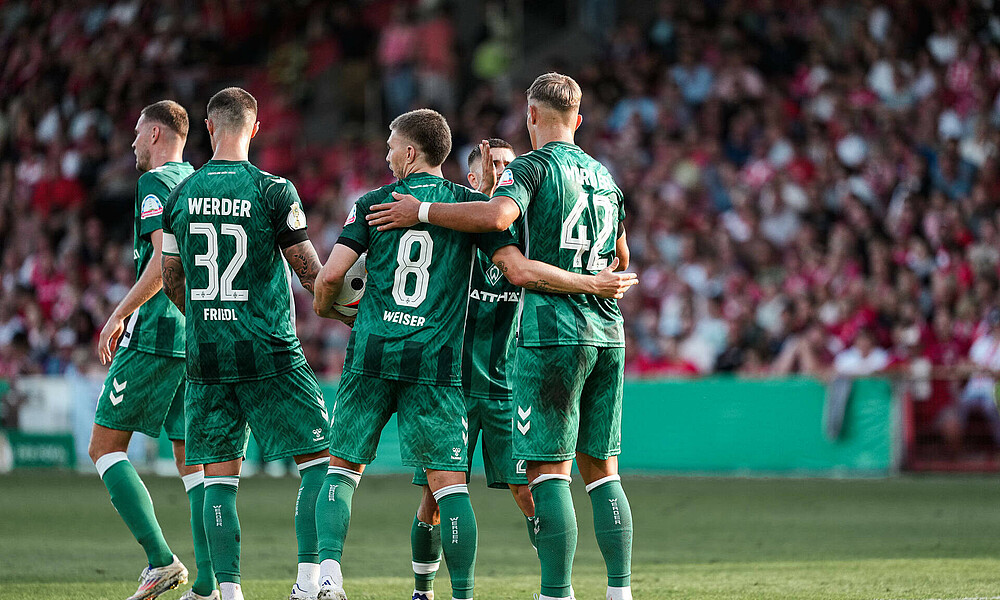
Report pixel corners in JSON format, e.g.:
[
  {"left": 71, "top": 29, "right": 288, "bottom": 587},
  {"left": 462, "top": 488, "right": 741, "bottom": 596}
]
[{"left": 2, "top": 472, "right": 1000, "bottom": 599}]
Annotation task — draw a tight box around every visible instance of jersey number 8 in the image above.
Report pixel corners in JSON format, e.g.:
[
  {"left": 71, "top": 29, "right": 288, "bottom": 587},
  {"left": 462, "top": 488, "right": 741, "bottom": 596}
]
[
  {"left": 392, "top": 230, "right": 434, "bottom": 307},
  {"left": 188, "top": 222, "right": 249, "bottom": 302}
]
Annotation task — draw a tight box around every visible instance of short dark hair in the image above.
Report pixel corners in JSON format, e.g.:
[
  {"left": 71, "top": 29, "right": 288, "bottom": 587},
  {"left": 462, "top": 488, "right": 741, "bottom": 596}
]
[
  {"left": 389, "top": 109, "right": 452, "bottom": 167},
  {"left": 526, "top": 72, "right": 582, "bottom": 113},
  {"left": 467, "top": 138, "right": 514, "bottom": 170},
  {"left": 206, "top": 87, "right": 257, "bottom": 131},
  {"left": 141, "top": 100, "right": 189, "bottom": 139}
]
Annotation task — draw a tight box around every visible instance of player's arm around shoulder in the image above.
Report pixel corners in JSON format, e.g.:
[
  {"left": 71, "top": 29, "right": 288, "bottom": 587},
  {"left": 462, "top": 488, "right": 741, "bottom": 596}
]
[
  {"left": 490, "top": 245, "right": 637, "bottom": 299},
  {"left": 365, "top": 169, "right": 522, "bottom": 233}
]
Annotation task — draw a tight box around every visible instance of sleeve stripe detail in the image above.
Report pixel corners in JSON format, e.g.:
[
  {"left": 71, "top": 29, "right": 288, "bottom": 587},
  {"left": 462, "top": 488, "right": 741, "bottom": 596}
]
[
  {"left": 336, "top": 236, "right": 367, "bottom": 255},
  {"left": 277, "top": 229, "right": 310, "bottom": 249}
]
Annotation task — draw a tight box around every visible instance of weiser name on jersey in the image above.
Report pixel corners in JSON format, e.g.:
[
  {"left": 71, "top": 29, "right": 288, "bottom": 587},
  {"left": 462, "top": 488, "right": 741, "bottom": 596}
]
[{"left": 382, "top": 310, "right": 426, "bottom": 327}]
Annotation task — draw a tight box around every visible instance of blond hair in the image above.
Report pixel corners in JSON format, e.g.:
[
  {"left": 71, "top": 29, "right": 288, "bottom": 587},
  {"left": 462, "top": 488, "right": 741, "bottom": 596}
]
[{"left": 526, "top": 72, "right": 582, "bottom": 112}]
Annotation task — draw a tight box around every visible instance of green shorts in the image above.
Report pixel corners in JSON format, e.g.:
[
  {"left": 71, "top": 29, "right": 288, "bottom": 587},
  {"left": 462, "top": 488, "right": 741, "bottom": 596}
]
[
  {"left": 330, "top": 371, "right": 468, "bottom": 471},
  {"left": 184, "top": 363, "right": 331, "bottom": 465},
  {"left": 413, "top": 394, "right": 528, "bottom": 488},
  {"left": 94, "top": 347, "right": 186, "bottom": 440},
  {"left": 511, "top": 345, "right": 625, "bottom": 462}
]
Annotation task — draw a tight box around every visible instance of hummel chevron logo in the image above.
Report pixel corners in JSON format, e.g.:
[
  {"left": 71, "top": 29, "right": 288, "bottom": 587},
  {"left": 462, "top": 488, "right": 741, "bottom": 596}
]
[
  {"left": 517, "top": 405, "right": 531, "bottom": 435},
  {"left": 110, "top": 378, "right": 127, "bottom": 405}
]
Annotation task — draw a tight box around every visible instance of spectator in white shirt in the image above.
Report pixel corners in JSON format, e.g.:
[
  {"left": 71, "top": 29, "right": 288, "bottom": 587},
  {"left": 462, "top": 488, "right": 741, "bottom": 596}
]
[
  {"left": 955, "top": 308, "right": 1000, "bottom": 446},
  {"left": 833, "top": 329, "right": 891, "bottom": 376}
]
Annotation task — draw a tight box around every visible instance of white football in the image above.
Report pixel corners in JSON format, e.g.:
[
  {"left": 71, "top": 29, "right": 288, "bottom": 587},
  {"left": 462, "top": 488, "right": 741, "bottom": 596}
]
[{"left": 334, "top": 253, "right": 367, "bottom": 316}]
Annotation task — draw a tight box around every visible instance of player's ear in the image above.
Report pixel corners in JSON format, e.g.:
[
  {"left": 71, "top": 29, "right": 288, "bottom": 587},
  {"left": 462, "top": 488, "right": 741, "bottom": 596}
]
[
  {"left": 250, "top": 121, "right": 260, "bottom": 139},
  {"left": 205, "top": 118, "right": 213, "bottom": 136},
  {"left": 150, "top": 125, "right": 160, "bottom": 145},
  {"left": 467, "top": 172, "right": 477, "bottom": 189},
  {"left": 407, "top": 145, "right": 417, "bottom": 164},
  {"left": 528, "top": 105, "right": 538, "bottom": 125},
  {"left": 575, "top": 114, "right": 583, "bottom": 131}
]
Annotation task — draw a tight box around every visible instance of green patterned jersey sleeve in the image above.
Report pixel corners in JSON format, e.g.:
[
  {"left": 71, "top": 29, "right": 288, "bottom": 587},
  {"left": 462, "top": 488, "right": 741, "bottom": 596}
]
[
  {"left": 264, "top": 176, "right": 309, "bottom": 249},
  {"left": 337, "top": 191, "right": 378, "bottom": 254},
  {"left": 477, "top": 223, "right": 520, "bottom": 258},
  {"left": 492, "top": 155, "right": 542, "bottom": 214},
  {"left": 137, "top": 173, "right": 170, "bottom": 239}
]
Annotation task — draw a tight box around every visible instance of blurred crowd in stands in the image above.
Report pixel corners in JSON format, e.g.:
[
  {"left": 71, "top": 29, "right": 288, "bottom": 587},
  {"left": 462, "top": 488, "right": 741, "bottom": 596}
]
[{"left": 4, "top": 0, "right": 1000, "bottom": 434}]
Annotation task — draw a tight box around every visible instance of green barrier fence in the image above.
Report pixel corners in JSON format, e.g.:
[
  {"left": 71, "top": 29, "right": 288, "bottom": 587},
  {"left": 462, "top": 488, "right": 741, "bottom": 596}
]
[
  {"left": 0, "top": 376, "right": 895, "bottom": 476},
  {"left": 310, "top": 377, "right": 896, "bottom": 477}
]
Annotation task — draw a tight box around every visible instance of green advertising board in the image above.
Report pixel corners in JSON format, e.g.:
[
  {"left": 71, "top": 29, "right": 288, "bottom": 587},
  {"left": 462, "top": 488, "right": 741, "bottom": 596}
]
[{"left": 312, "top": 377, "right": 896, "bottom": 477}]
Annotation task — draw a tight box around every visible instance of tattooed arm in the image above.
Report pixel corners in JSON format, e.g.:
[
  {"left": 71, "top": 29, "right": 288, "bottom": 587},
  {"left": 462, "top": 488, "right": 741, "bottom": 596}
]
[
  {"left": 281, "top": 240, "right": 322, "bottom": 295},
  {"left": 491, "top": 245, "right": 637, "bottom": 299},
  {"left": 161, "top": 253, "right": 187, "bottom": 315}
]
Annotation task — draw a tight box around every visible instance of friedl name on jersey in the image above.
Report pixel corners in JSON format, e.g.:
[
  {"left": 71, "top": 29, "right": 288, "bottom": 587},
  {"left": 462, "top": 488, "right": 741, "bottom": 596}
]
[
  {"left": 469, "top": 289, "right": 519, "bottom": 303},
  {"left": 383, "top": 311, "right": 426, "bottom": 327},
  {"left": 188, "top": 197, "right": 251, "bottom": 217},
  {"left": 203, "top": 308, "right": 239, "bottom": 321}
]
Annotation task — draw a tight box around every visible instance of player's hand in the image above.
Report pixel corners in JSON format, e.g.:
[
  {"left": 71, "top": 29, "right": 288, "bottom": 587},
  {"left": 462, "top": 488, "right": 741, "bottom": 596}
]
[
  {"left": 593, "top": 258, "right": 638, "bottom": 299},
  {"left": 476, "top": 139, "right": 497, "bottom": 195},
  {"left": 315, "top": 303, "right": 356, "bottom": 327},
  {"left": 367, "top": 192, "right": 421, "bottom": 231},
  {"left": 97, "top": 314, "right": 125, "bottom": 365}
]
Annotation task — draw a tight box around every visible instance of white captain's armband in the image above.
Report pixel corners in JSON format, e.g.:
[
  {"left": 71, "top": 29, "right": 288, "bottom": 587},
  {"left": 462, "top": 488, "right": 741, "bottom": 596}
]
[{"left": 161, "top": 232, "right": 179, "bottom": 254}]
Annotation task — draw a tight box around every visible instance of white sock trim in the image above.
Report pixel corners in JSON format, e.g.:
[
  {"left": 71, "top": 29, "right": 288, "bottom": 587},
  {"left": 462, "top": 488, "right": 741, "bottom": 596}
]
[
  {"left": 95, "top": 451, "right": 129, "bottom": 478},
  {"left": 529, "top": 473, "right": 572, "bottom": 489},
  {"left": 220, "top": 581, "right": 244, "bottom": 600},
  {"left": 585, "top": 474, "right": 621, "bottom": 493},
  {"left": 327, "top": 466, "right": 362, "bottom": 485},
  {"left": 320, "top": 558, "right": 344, "bottom": 587},
  {"left": 432, "top": 483, "right": 468, "bottom": 501},
  {"left": 296, "top": 562, "right": 320, "bottom": 589},
  {"left": 204, "top": 476, "right": 240, "bottom": 488},
  {"left": 181, "top": 471, "right": 205, "bottom": 492},
  {"left": 298, "top": 456, "right": 330, "bottom": 471},
  {"left": 412, "top": 560, "right": 441, "bottom": 574},
  {"left": 607, "top": 585, "right": 632, "bottom": 600}
]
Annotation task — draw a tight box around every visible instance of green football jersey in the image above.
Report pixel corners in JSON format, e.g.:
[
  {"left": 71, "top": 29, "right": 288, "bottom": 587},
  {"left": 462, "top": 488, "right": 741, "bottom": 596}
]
[
  {"left": 462, "top": 249, "right": 519, "bottom": 400},
  {"left": 492, "top": 141, "right": 626, "bottom": 348},
  {"left": 119, "top": 161, "right": 193, "bottom": 358},
  {"left": 161, "top": 160, "right": 311, "bottom": 384},
  {"left": 338, "top": 172, "right": 489, "bottom": 387}
]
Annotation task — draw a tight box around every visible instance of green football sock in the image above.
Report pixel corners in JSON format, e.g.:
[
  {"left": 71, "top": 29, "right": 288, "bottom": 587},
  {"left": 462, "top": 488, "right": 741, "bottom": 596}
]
[
  {"left": 183, "top": 472, "right": 217, "bottom": 596},
  {"left": 526, "top": 515, "right": 538, "bottom": 550},
  {"left": 296, "top": 459, "right": 328, "bottom": 564},
  {"left": 587, "top": 476, "right": 632, "bottom": 588},
  {"left": 96, "top": 453, "right": 173, "bottom": 567},
  {"left": 532, "top": 476, "right": 577, "bottom": 598},
  {"left": 435, "top": 485, "right": 477, "bottom": 600},
  {"left": 204, "top": 477, "right": 241, "bottom": 584},
  {"left": 411, "top": 515, "right": 442, "bottom": 592},
  {"left": 316, "top": 468, "right": 360, "bottom": 563}
]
